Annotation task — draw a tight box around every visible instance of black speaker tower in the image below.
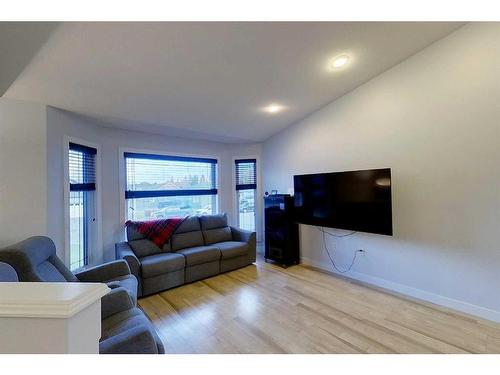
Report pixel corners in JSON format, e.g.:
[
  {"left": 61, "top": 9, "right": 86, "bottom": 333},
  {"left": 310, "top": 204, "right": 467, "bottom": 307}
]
[{"left": 264, "top": 194, "right": 299, "bottom": 267}]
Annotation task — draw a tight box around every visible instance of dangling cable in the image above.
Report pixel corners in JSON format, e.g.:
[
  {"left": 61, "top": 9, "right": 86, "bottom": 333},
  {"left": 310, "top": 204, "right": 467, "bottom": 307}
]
[
  {"left": 317, "top": 227, "right": 360, "bottom": 273},
  {"left": 321, "top": 228, "right": 357, "bottom": 237}
]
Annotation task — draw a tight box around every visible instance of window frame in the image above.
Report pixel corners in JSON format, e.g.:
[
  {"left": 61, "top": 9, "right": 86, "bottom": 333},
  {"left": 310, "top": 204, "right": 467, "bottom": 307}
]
[
  {"left": 232, "top": 156, "right": 261, "bottom": 239},
  {"left": 63, "top": 136, "right": 102, "bottom": 270},
  {"left": 120, "top": 148, "right": 220, "bottom": 226}
]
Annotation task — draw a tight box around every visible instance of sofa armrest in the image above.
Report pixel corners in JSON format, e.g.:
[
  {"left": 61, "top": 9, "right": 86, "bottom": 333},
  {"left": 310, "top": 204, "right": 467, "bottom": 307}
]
[
  {"left": 75, "top": 259, "right": 131, "bottom": 282},
  {"left": 115, "top": 242, "right": 141, "bottom": 282},
  {"left": 231, "top": 226, "right": 256, "bottom": 263},
  {"left": 231, "top": 226, "right": 255, "bottom": 244},
  {"left": 101, "top": 287, "right": 134, "bottom": 320},
  {"left": 99, "top": 325, "right": 159, "bottom": 354}
]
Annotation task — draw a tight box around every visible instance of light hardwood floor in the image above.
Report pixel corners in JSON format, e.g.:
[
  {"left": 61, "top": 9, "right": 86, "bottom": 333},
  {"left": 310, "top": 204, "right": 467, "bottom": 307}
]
[{"left": 138, "top": 258, "right": 500, "bottom": 354}]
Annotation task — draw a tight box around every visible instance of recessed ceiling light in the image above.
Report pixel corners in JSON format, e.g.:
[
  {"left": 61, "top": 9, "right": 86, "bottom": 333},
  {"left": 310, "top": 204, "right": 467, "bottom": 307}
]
[
  {"left": 262, "top": 103, "right": 284, "bottom": 114},
  {"left": 328, "top": 54, "right": 350, "bottom": 70}
]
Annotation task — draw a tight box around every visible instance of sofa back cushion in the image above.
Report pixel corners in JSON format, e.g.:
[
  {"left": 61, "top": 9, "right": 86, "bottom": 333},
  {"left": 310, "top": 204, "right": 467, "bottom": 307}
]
[
  {"left": 162, "top": 242, "right": 172, "bottom": 252},
  {"left": 203, "top": 227, "right": 232, "bottom": 245},
  {"left": 199, "top": 213, "right": 228, "bottom": 230},
  {"left": 127, "top": 223, "right": 173, "bottom": 255},
  {"left": 126, "top": 225, "right": 145, "bottom": 241},
  {"left": 171, "top": 231, "right": 204, "bottom": 251},
  {"left": 128, "top": 239, "right": 163, "bottom": 258},
  {"left": 175, "top": 216, "right": 201, "bottom": 233},
  {"left": 200, "top": 214, "right": 232, "bottom": 245},
  {"left": 170, "top": 216, "right": 204, "bottom": 251}
]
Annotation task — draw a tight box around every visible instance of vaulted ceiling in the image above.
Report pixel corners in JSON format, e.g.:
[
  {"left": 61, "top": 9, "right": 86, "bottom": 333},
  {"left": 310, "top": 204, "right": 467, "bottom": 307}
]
[
  {"left": 0, "top": 22, "right": 58, "bottom": 94},
  {"left": 2, "top": 22, "right": 464, "bottom": 143}
]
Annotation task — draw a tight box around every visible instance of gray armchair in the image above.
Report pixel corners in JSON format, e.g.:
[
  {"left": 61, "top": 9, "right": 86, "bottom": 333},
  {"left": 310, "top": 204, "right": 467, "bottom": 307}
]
[
  {"left": 0, "top": 237, "right": 164, "bottom": 354},
  {"left": 99, "top": 286, "right": 164, "bottom": 354},
  {"left": 0, "top": 236, "right": 137, "bottom": 303}
]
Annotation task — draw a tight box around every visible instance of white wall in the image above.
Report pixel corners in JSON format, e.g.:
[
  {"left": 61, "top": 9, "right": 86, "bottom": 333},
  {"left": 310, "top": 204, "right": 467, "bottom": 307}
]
[
  {"left": 47, "top": 108, "right": 262, "bottom": 264},
  {"left": 262, "top": 23, "right": 500, "bottom": 321},
  {"left": 0, "top": 98, "right": 48, "bottom": 247}
]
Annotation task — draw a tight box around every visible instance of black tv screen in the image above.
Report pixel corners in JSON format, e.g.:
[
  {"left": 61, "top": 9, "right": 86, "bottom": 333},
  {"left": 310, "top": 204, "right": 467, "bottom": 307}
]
[{"left": 294, "top": 168, "right": 392, "bottom": 235}]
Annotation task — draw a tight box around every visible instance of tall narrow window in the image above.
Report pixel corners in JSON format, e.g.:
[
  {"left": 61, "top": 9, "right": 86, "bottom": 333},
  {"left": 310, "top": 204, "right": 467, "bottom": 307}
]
[
  {"left": 235, "top": 159, "right": 256, "bottom": 231},
  {"left": 125, "top": 153, "right": 218, "bottom": 220},
  {"left": 68, "top": 142, "right": 97, "bottom": 271}
]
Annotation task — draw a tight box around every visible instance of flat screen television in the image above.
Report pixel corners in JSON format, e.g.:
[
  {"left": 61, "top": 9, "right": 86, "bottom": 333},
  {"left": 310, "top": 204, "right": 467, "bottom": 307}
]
[{"left": 293, "top": 168, "right": 392, "bottom": 235}]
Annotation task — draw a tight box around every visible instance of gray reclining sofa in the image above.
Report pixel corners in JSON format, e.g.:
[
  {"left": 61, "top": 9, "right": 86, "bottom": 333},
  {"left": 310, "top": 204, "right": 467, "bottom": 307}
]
[
  {"left": 0, "top": 237, "right": 164, "bottom": 354},
  {"left": 116, "top": 213, "right": 256, "bottom": 297}
]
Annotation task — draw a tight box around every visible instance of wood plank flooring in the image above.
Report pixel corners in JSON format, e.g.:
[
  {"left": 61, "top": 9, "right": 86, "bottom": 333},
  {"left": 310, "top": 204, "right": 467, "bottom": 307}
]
[{"left": 138, "top": 258, "right": 500, "bottom": 354}]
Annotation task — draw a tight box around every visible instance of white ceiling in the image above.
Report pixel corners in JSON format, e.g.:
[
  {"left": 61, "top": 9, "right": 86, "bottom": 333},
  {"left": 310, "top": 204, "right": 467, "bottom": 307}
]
[{"left": 3, "top": 22, "right": 464, "bottom": 143}]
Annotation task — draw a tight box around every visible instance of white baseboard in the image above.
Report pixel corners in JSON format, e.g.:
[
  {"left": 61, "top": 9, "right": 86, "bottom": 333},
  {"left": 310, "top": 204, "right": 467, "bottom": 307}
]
[{"left": 300, "top": 256, "right": 500, "bottom": 324}]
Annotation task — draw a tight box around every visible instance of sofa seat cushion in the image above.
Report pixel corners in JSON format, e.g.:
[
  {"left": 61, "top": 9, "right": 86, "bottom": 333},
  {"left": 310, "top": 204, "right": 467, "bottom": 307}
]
[
  {"left": 176, "top": 246, "right": 221, "bottom": 266},
  {"left": 128, "top": 239, "right": 163, "bottom": 258},
  {"left": 140, "top": 253, "right": 185, "bottom": 278},
  {"left": 214, "top": 241, "right": 248, "bottom": 259}
]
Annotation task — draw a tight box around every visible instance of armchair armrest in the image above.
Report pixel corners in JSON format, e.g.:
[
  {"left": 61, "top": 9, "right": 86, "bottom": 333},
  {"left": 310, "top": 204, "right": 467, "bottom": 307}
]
[
  {"left": 115, "top": 242, "right": 142, "bottom": 297},
  {"left": 101, "top": 286, "right": 134, "bottom": 320},
  {"left": 75, "top": 259, "right": 131, "bottom": 282},
  {"left": 115, "top": 242, "right": 141, "bottom": 281},
  {"left": 99, "top": 325, "right": 159, "bottom": 354},
  {"left": 231, "top": 226, "right": 256, "bottom": 263}
]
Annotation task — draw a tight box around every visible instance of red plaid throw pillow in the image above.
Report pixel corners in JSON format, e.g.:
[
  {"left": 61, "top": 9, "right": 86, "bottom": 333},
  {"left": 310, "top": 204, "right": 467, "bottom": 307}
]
[{"left": 125, "top": 217, "right": 185, "bottom": 248}]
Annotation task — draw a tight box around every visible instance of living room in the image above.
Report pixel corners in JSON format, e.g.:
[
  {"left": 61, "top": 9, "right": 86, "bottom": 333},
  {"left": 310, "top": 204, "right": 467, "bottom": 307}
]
[{"left": 1, "top": 1, "right": 499, "bottom": 373}]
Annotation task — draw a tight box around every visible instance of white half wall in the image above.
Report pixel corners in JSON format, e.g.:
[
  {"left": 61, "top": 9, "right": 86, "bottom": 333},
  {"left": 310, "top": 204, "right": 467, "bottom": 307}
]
[
  {"left": 262, "top": 23, "right": 500, "bottom": 321},
  {"left": 0, "top": 98, "right": 48, "bottom": 248},
  {"left": 47, "top": 108, "right": 262, "bottom": 264}
]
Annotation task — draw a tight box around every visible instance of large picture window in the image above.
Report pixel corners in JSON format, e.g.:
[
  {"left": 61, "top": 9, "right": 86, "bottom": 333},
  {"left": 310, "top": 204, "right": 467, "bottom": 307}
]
[
  {"left": 235, "top": 159, "right": 256, "bottom": 231},
  {"left": 68, "top": 142, "right": 97, "bottom": 271},
  {"left": 125, "top": 152, "right": 218, "bottom": 220}
]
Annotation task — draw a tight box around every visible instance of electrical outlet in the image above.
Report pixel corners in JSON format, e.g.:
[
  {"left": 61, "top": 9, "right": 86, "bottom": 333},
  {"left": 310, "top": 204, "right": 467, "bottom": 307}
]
[{"left": 357, "top": 249, "right": 367, "bottom": 257}]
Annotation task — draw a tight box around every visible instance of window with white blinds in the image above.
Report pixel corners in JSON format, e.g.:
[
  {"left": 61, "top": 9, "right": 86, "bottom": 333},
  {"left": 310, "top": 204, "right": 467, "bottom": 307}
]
[
  {"left": 235, "top": 159, "right": 257, "bottom": 231},
  {"left": 125, "top": 152, "right": 218, "bottom": 220},
  {"left": 68, "top": 142, "right": 97, "bottom": 271},
  {"left": 235, "top": 159, "right": 257, "bottom": 190},
  {"left": 69, "top": 142, "right": 97, "bottom": 192}
]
